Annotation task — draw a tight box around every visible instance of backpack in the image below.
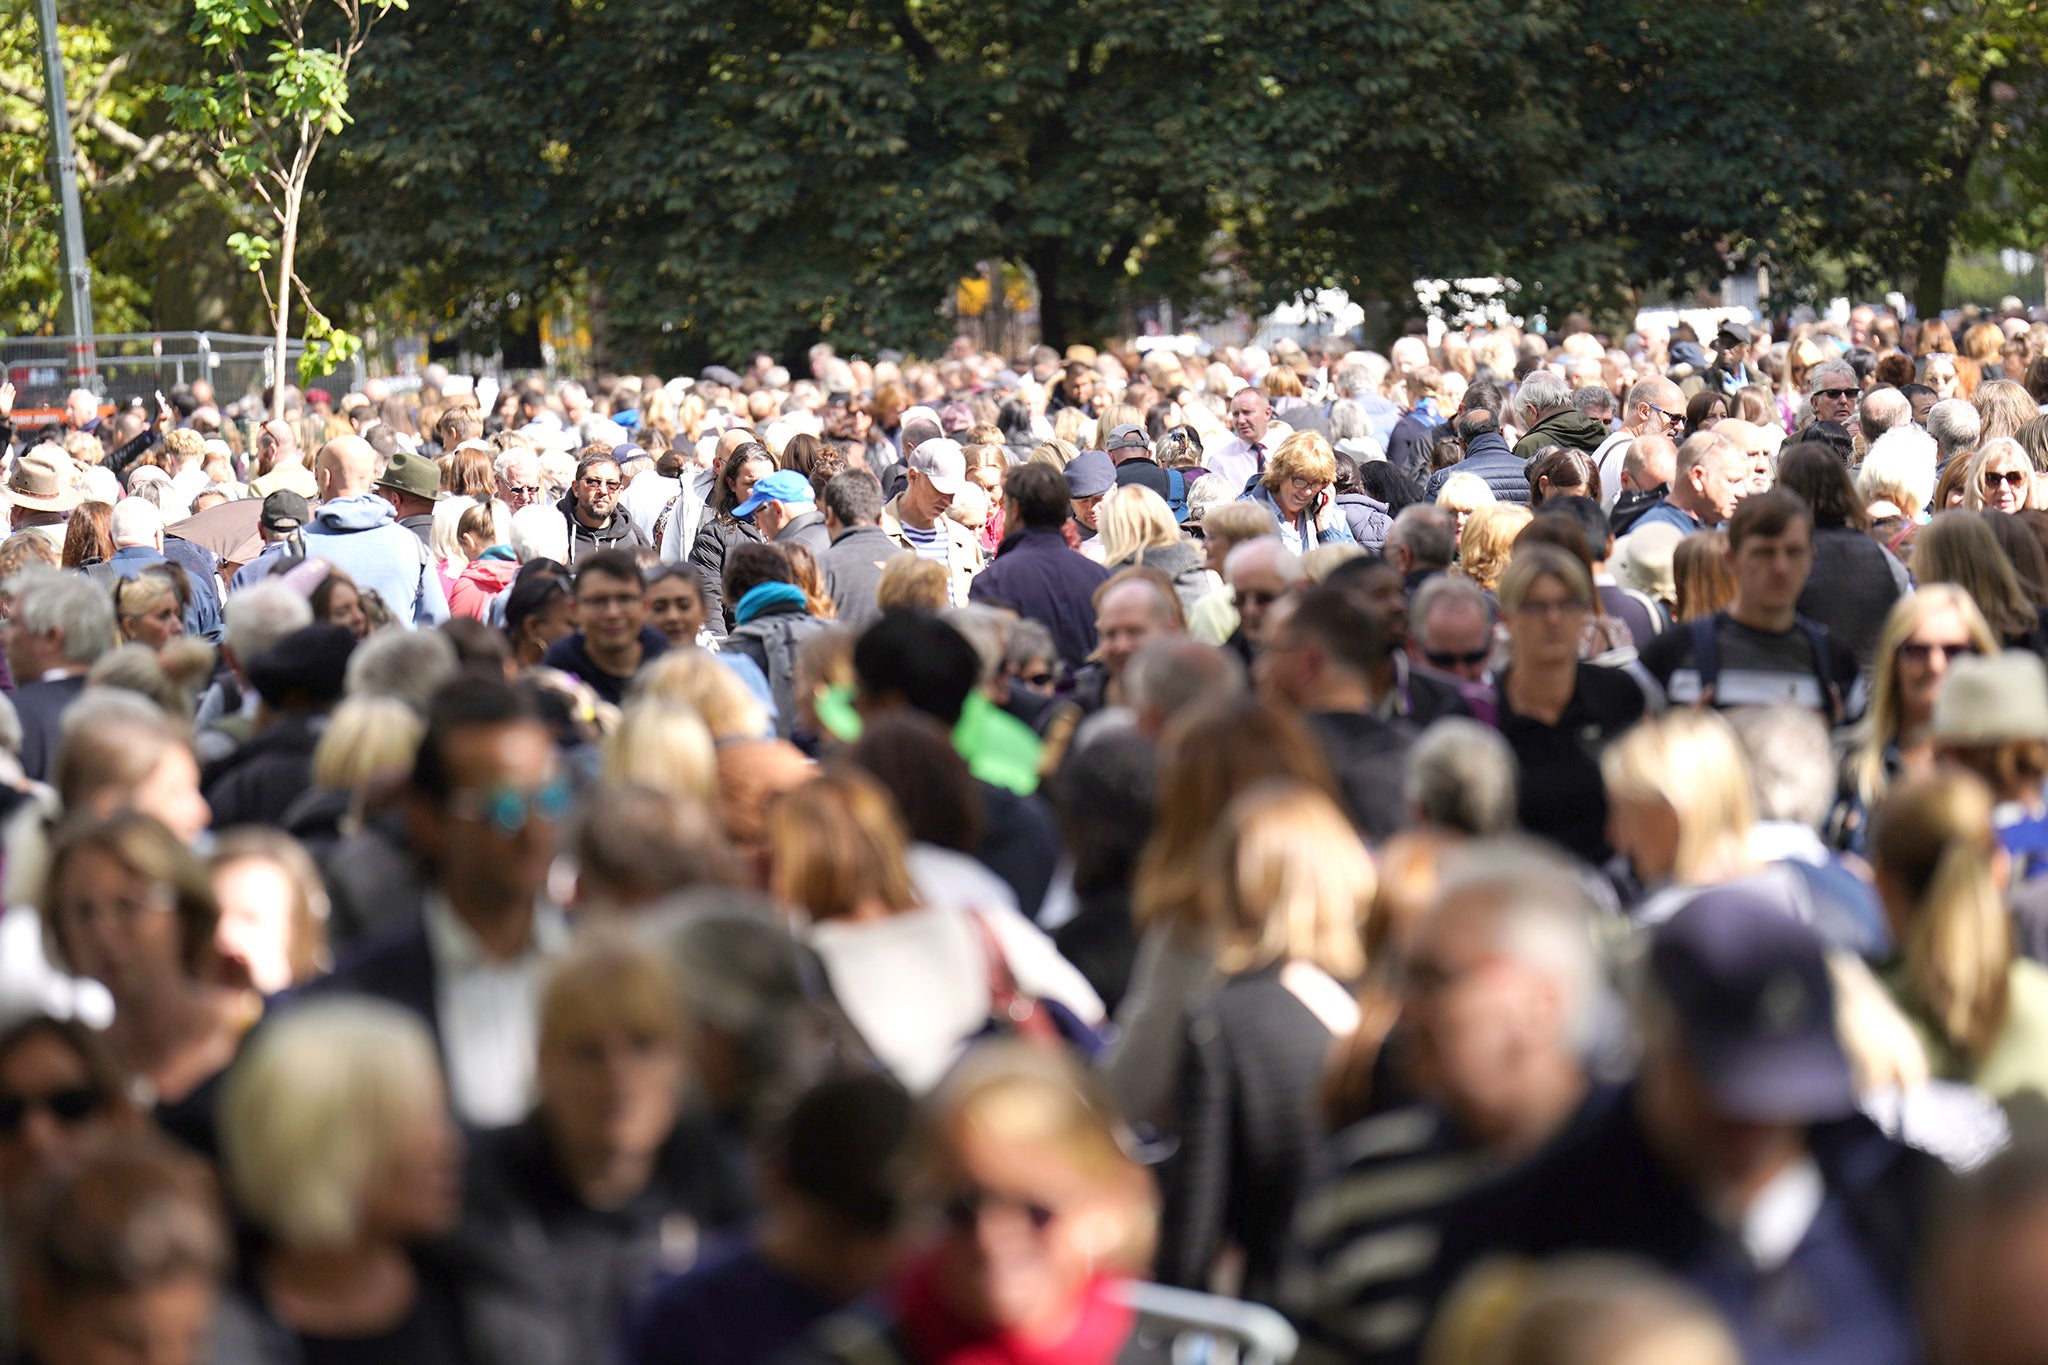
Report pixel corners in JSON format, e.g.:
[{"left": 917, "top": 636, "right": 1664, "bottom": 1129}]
[
  {"left": 1686, "top": 612, "right": 1843, "bottom": 724},
  {"left": 1164, "top": 467, "right": 1188, "bottom": 522},
  {"left": 722, "top": 612, "right": 828, "bottom": 739}
]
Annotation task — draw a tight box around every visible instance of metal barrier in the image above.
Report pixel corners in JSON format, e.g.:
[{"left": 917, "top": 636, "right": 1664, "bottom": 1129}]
[{"left": 0, "top": 332, "right": 364, "bottom": 417}]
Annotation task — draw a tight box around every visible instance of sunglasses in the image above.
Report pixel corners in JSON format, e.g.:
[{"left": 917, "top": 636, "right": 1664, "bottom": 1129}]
[
  {"left": 1814, "top": 388, "right": 1861, "bottom": 402},
  {"left": 1424, "top": 647, "right": 1491, "bottom": 668},
  {"left": 0, "top": 1087, "right": 101, "bottom": 1135},
  {"left": 1898, "top": 641, "right": 1976, "bottom": 664},
  {"left": 1984, "top": 469, "right": 2030, "bottom": 489},
  {"left": 449, "top": 775, "right": 574, "bottom": 834},
  {"left": 1021, "top": 671, "right": 1056, "bottom": 688},
  {"left": 943, "top": 1189, "right": 1058, "bottom": 1234}
]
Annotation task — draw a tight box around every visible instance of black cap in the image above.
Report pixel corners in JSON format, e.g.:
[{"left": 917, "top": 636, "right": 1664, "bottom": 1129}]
[
  {"left": 1714, "top": 319, "right": 1750, "bottom": 350},
  {"left": 260, "top": 490, "right": 310, "bottom": 535},
  {"left": 245, "top": 623, "right": 355, "bottom": 709},
  {"left": 1648, "top": 886, "right": 1855, "bottom": 1124}
]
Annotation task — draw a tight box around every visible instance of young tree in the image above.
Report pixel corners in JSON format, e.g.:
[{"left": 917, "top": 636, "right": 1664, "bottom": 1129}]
[{"left": 168, "top": 0, "right": 401, "bottom": 412}]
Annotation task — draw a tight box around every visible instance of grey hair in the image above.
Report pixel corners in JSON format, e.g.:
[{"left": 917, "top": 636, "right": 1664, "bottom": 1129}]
[
  {"left": 943, "top": 605, "right": 1010, "bottom": 687},
  {"left": 344, "top": 627, "right": 459, "bottom": 715},
  {"left": 1807, "top": 359, "right": 1858, "bottom": 396},
  {"left": 509, "top": 505, "right": 570, "bottom": 564},
  {"left": 1725, "top": 704, "right": 1835, "bottom": 829},
  {"left": 1387, "top": 503, "right": 1457, "bottom": 567},
  {"left": 1434, "top": 838, "right": 1606, "bottom": 1054},
  {"left": 1928, "top": 398, "right": 1983, "bottom": 465},
  {"left": 1331, "top": 361, "right": 1380, "bottom": 399},
  {"left": 1406, "top": 718, "right": 1519, "bottom": 835},
  {"left": 222, "top": 580, "right": 314, "bottom": 666},
  {"left": 1412, "top": 572, "right": 1495, "bottom": 634},
  {"left": 1223, "top": 536, "right": 1304, "bottom": 586},
  {"left": 1859, "top": 387, "right": 1911, "bottom": 446},
  {"left": 1124, "top": 636, "right": 1244, "bottom": 719},
  {"left": 1003, "top": 618, "right": 1057, "bottom": 671},
  {"left": 1184, "top": 473, "right": 1236, "bottom": 525},
  {"left": 1571, "top": 386, "right": 1617, "bottom": 423},
  {"left": 9, "top": 567, "right": 116, "bottom": 666},
  {"left": 1329, "top": 399, "right": 1370, "bottom": 442},
  {"left": 1513, "top": 370, "right": 1572, "bottom": 423}
]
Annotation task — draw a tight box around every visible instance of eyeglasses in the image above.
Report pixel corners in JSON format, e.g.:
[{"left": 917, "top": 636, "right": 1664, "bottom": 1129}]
[
  {"left": 1814, "top": 388, "right": 1861, "bottom": 402},
  {"left": 504, "top": 484, "right": 542, "bottom": 499},
  {"left": 0, "top": 1087, "right": 101, "bottom": 1136},
  {"left": 1898, "top": 641, "right": 1976, "bottom": 665},
  {"left": 1287, "top": 475, "right": 1329, "bottom": 496},
  {"left": 1021, "top": 671, "right": 1056, "bottom": 688},
  {"left": 1647, "top": 404, "right": 1683, "bottom": 424},
  {"left": 1515, "top": 597, "right": 1587, "bottom": 619},
  {"left": 1985, "top": 469, "right": 2030, "bottom": 489},
  {"left": 1424, "top": 647, "right": 1491, "bottom": 668},
  {"left": 448, "top": 775, "right": 574, "bottom": 834},
  {"left": 580, "top": 478, "right": 622, "bottom": 492},
  {"left": 942, "top": 1189, "right": 1059, "bottom": 1234}
]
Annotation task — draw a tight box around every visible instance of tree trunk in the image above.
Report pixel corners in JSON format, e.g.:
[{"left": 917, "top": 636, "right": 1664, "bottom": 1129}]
[
  {"left": 1030, "top": 247, "right": 1067, "bottom": 351},
  {"left": 273, "top": 180, "right": 303, "bottom": 419},
  {"left": 1912, "top": 219, "right": 1951, "bottom": 322}
]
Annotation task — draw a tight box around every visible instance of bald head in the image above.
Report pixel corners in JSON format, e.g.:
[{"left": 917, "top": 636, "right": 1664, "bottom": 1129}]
[
  {"left": 1624, "top": 433, "right": 1678, "bottom": 491},
  {"left": 1624, "top": 377, "right": 1684, "bottom": 441},
  {"left": 314, "top": 435, "right": 378, "bottom": 501},
  {"left": 1860, "top": 386, "right": 1910, "bottom": 446}
]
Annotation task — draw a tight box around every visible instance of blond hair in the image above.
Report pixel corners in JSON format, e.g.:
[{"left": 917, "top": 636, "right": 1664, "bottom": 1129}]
[
  {"left": 538, "top": 929, "right": 683, "bottom": 1054},
  {"left": 1203, "top": 781, "right": 1371, "bottom": 979},
  {"left": 925, "top": 1042, "right": 1156, "bottom": 1271},
  {"left": 766, "top": 769, "right": 916, "bottom": 922},
  {"left": 632, "top": 648, "right": 769, "bottom": 741},
  {"left": 1601, "top": 710, "right": 1754, "bottom": 884},
  {"left": 875, "top": 556, "right": 949, "bottom": 614},
  {"left": 1095, "top": 485, "right": 1183, "bottom": 567},
  {"left": 602, "top": 701, "right": 716, "bottom": 803},
  {"left": 1873, "top": 770, "right": 2012, "bottom": 1064},
  {"left": 1846, "top": 586, "right": 1999, "bottom": 810},
  {"left": 220, "top": 998, "right": 444, "bottom": 1249},
  {"left": 1456, "top": 503, "right": 1532, "bottom": 593},
  {"left": 312, "top": 696, "right": 423, "bottom": 791},
  {"left": 1435, "top": 471, "right": 1497, "bottom": 516}
]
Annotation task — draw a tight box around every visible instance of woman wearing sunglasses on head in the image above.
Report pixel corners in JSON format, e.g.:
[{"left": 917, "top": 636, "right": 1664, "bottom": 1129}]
[{"left": 789, "top": 1043, "right": 1157, "bottom": 1365}]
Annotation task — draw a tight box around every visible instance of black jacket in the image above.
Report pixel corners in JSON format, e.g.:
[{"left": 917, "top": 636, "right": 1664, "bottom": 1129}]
[
  {"left": 11, "top": 674, "right": 85, "bottom": 784},
  {"left": 1156, "top": 961, "right": 1348, "bottom": 1305},
  {"left": 1307, "top": 711, "right": 1415, "bottom": 842},
  {"left": 202, "top": 711, "right": 327, "bottom": 831},
  {"left": 465, "top": 1113, "right": 754, "bottom": 1365},
  {"left": 689, "top": 513, "right": 765, "bottom": 636}
]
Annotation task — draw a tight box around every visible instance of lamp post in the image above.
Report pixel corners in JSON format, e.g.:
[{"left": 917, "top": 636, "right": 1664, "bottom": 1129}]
[{"left": 33, "top": 0, "right": 96, "bottom": 386}]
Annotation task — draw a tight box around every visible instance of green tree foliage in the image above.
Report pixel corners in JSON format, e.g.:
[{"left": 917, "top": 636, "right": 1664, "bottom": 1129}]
[
  {"left": 318, "top": 0, "right": 2048, "bottom": 363},
  {"left": 0, "top": 0, "right": 231, "bottom": 336},
  {"left": 168, "top": 0, "right": 405, "bottom": 404}
]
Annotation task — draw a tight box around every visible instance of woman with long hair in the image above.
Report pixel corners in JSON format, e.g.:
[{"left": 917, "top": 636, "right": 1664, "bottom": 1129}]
[
  {"left": 1156, "top": 781, "right": 1368, "bottom": 1303},
  {"left": 1109, "top": 699, "right": 1336, "bottom": 1129},
  {"left": 1837, "top": 587, "right": 1999, "bottom": 853},
  {"left": 690, "top": 442, "right": 777, "bottom": 637},
  {"left": 1094, "top": 485, "right": 1207, "bottom": 612},
  {"left": 1914, "top": 510, "right": 2044, "bottom": 652},
  {"left": 765, "top": 771, "right": 1099, "bottom": 1092},
  {"left": 1873, "top": 771, "right": 2048, "bottom": 1104}
]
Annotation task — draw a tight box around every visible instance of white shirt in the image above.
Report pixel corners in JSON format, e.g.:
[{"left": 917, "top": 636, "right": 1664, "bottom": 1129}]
[
  {"left": 1208, "top": 436, "right": 1267, "bottom": 495},
  {"left": 1592, "top": 429, "right": 1633, "bottom": 511},
  {"left": 424, "top": 894, "right": 569, "bottom": 1127},
  {"left": 621, "top": 472, "right": 680, "bottom": 546}
]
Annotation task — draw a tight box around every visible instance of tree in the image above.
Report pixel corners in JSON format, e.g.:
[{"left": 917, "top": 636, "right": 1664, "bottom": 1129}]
[{"left": 168, "top": 0, "right": 404, "bottom": 412}]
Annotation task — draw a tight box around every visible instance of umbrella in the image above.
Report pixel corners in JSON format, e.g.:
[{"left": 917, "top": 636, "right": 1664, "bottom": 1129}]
[{"left": 167, "top": 497, "right": 263, "bottom": 560}]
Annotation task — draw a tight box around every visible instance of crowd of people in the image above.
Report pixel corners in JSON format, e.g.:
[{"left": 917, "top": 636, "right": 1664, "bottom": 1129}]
[{"left": 2, "top": 302, "right": 2048, "bottom": 1364}]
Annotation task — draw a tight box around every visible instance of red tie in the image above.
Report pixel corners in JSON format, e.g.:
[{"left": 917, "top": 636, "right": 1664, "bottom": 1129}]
[{"left": 1251, "top": 441, "right": 1266, "bottom": 472}]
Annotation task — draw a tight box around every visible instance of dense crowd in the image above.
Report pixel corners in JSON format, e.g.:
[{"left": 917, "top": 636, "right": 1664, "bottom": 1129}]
[{"left": 2, "top": 303, "right": 2048, "bottom": 1365}]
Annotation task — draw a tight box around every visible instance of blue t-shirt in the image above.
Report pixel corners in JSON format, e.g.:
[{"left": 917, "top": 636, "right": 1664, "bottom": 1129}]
[{"left": 626, "top": 1239, "right": 836, "bottom": 1365}]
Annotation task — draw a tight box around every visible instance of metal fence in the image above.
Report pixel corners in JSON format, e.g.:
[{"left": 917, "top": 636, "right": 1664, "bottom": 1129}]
[{"left": 0, "top": 332, "right": 365, "bottom": 417}]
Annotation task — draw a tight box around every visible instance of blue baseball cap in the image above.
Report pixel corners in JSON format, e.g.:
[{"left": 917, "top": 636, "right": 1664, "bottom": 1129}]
[
  {"left": 733, "top": 469, "right": 816, "bottom": 518},
  {"left": 1648, "top": 886, "right": 1855, "bottom": 1124}
]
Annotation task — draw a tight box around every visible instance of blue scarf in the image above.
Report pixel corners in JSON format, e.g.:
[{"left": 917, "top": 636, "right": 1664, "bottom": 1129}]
[{"left": 732, "top": 580, "right": 808, "bottom": 626}]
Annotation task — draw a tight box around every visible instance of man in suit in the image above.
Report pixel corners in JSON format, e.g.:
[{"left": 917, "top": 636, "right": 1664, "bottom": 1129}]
[
  {"left": 310, "top": 674, "right": 569, "bottom": 1127},
  {"left": 5, "top": 569, "right": 116, "bottom": 782}
]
